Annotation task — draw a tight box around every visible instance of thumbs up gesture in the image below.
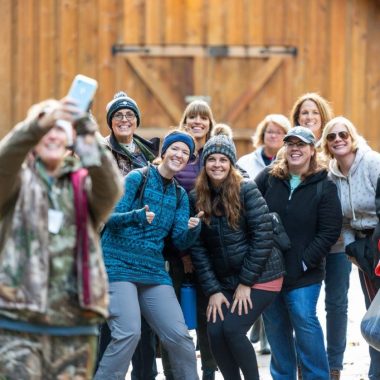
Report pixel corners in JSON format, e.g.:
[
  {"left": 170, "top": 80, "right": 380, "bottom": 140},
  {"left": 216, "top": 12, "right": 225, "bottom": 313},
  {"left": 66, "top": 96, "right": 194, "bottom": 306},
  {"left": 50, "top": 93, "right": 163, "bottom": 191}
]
[
  {"left": 144, "top": 205, "right": 155, "bottom": 224},
  {"left": 188, "top": 211, "right": 204, "bottom": 229}
]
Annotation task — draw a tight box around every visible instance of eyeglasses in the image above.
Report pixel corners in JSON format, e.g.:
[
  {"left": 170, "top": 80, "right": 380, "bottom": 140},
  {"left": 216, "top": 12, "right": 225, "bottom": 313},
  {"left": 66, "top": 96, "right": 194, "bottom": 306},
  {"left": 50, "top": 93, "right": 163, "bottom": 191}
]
[
  {"left": 113, "top": 112, "right": 136, "bottom": 121},
  {"left": 326, "top": 131, "right": 350, "bottom": 142},
  {"left": 284, "top": 141, "right": 308, "bottom": 148}
]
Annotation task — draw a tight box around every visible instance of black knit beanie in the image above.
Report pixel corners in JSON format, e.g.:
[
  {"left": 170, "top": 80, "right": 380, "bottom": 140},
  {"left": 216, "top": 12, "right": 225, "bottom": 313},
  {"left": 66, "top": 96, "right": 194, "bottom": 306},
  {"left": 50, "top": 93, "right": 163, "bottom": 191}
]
[{"left": 106, "top": 91, "right": 141, "bottom": 128}]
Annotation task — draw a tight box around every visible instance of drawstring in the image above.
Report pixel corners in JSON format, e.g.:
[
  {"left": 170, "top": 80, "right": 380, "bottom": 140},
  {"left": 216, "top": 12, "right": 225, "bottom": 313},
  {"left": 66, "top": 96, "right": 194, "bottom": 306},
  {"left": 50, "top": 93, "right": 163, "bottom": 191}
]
[{"left": 347, "top": 173, "right": 356, "bottom": 221}]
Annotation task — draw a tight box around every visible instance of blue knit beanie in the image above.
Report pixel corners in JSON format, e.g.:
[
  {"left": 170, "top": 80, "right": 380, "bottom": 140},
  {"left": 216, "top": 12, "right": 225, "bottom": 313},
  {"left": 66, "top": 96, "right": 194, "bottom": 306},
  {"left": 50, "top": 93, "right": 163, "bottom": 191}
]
[
  {"left": 106, "top": 91, "right": 141, "bottom": 128},
  {"left": 161, "top": 130, "right": 195, "bottom": 158},
  {"left": 202, "top": 135, "right": 237, "bottom": 166}
]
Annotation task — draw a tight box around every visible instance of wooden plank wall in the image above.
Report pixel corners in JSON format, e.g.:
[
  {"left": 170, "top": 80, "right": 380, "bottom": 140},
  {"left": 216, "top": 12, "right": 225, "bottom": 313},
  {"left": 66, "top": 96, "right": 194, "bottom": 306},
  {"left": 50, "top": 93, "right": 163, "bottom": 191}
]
[{"left": 0, "top": 0, "right": 379, "bottom": 155}]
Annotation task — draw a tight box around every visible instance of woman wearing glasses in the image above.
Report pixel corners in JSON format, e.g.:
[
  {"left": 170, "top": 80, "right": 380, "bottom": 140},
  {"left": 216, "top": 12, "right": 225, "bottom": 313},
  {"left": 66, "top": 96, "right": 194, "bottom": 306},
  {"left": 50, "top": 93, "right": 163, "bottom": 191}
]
[
  {"left": 104, "top": 91, "right": 160, "bottom": 174},
  {"left": 96, "top": 91, "right": 160, "bottom": 379},
  {"left": 290, "top": 93, "right": 353, "bottom": 380},
  {"left": 255, "top": 126, "right": 342, "bottom": 380},
  {"left": 321, "top": 117, "right": 380, "bottom": 380}
]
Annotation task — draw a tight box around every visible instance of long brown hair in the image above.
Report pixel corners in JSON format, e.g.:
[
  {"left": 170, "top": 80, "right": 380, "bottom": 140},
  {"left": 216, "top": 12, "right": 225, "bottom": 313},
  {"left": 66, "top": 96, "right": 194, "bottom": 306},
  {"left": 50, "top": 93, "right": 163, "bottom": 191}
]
[{"left": 195, "top": 166, "right": 243, "bottom": 229}]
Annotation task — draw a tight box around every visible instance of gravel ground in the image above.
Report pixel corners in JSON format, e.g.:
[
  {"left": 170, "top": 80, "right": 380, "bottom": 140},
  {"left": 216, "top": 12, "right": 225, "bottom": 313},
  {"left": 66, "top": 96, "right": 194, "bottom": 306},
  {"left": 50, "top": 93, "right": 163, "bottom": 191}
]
[{"left": 126, "top": 266, "right": 375, "bottom": 379}]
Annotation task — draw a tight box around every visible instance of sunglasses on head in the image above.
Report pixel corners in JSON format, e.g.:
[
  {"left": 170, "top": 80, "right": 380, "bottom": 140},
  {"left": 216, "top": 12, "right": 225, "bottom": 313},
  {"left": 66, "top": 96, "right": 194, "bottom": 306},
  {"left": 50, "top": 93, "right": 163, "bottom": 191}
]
[{"left": 326, "top": 131, "right": 350, "bottom": 142}]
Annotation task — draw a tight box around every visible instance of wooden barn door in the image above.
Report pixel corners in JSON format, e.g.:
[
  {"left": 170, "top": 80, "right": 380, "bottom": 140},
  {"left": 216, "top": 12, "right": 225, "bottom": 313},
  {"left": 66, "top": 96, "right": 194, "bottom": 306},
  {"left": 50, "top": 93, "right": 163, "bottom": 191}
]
[{"left": 114, "top": 46, "right": 294, "bottom": 157}]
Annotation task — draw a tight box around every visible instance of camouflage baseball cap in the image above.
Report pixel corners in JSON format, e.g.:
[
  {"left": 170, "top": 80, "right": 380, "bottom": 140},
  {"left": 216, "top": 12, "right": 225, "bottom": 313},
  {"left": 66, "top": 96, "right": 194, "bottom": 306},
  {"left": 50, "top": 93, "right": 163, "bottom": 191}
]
[{"left": 283, "top": 126, "right": 316, "bottom": 145}]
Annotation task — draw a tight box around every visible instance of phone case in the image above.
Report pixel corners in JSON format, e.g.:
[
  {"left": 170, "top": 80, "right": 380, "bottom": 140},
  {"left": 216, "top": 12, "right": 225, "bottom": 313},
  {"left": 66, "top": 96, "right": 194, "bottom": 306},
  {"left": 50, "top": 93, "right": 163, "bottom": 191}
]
[{"left": 68, "top": 74, "right": 98, "bottom": 112}]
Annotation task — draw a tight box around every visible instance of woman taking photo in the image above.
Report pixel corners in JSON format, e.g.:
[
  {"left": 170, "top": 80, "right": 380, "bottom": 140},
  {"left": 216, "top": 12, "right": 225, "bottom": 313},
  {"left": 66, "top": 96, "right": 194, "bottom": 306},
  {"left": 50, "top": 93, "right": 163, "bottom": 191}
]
[
  {"left": 321, "top": 117, "right": 380, "bottom": 380},
  {"left": 255, "top": 126, "right": 342, "bottom": 380},
  {"left": 190, "top": 133, "right": 285, "bottom": 380},
  {"left": 95, "top": 130, "right": 202, "bottom": 380},
  {"left": 0, "top": 98, "right": 123, "bottom": 379}
]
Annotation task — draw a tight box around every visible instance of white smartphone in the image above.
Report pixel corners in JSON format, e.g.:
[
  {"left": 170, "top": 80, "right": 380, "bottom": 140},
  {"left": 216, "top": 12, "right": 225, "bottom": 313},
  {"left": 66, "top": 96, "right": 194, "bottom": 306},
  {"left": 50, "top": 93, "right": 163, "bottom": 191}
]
[
  {"left": 57, "top": 74, "right": 98, "bottom": 145},
  {"left": 68, "top": 74, "right": 98, "bottom": 112}
]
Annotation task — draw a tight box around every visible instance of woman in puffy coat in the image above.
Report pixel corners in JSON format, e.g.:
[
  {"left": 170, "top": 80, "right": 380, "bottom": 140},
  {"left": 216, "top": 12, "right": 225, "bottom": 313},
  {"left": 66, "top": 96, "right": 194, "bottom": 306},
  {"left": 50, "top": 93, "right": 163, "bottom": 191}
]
[
  {"left": 255, "top": 126, "right": 342, "bottom": 380},
  {"left": 190, "top": 134, "right": 285, "bottom": 380}
]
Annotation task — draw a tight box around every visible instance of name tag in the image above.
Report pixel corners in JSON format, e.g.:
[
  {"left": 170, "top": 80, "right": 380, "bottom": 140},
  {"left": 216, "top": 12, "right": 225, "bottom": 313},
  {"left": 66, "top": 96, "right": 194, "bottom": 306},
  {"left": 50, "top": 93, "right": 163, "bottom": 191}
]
[{"left": 48, "top": 209, "right": 64, "bottom": 234}]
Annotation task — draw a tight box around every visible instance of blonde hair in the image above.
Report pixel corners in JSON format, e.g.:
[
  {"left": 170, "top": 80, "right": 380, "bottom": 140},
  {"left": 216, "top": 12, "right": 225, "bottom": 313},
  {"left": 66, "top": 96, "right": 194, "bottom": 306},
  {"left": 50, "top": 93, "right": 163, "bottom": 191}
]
[
  {"left": 179, "top": 100, "right": 215, "bottom": 139},
  {"left": 290, "top": 93, "right": 333, "bottom": 133},
  {"left": 253, "top": 114, "right": 291, "bottom": 149},
  {"left": 321, "top": 116, "right": 362, "bottom": 158},
  {"left": 195, "top": 166, "right": 243, "bottom": 229}
]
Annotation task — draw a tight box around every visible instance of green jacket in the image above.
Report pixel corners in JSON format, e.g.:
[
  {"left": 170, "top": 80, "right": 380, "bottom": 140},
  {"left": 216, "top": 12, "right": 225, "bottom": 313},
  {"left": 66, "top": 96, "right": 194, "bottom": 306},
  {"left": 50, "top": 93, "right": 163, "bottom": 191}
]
[{"left": 0, "top": 117, "right": 123, "bottom": 322}]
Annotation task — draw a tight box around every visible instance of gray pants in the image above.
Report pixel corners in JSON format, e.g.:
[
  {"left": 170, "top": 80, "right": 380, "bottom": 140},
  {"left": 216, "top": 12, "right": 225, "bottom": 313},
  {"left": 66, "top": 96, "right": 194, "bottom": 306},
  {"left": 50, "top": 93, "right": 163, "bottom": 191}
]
[{"left": 94, "top": 282, "right": 199, "bottom": 380}]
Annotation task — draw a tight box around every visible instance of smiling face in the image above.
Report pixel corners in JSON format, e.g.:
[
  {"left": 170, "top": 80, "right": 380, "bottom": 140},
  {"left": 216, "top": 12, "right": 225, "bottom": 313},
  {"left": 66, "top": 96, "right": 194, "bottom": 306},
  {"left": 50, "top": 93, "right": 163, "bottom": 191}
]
[
  {"left": 298, "top": 100, "right": 322, "bottom": 139},
  {"left": 111, "top": 108, "right": 137, "bottom": 144},
  {"left": 205, "top": 153, "right": 231, "bottom": 186},
  {"left": 184, "top": 113, "right": 211, "bottom": 144},
  {"left": 263, "top": 122, "right": 286, "bottom": 155},
  {"left": 161, "top": 141, "right": 191, "bottom": 176},
  {"left": 285, "top": 137, "right": 314, "bottom": 175},
  {"left": 34, "top": 125, "right": 68, "bottom": 174},
  {"left": 326, "top": 123, "right": 353, "bottom": 159}
]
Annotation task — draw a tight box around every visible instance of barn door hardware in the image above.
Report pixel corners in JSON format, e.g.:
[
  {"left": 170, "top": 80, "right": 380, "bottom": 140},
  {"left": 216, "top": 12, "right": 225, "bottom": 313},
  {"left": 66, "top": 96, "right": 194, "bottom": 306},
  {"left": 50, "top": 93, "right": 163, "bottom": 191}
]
[{"left": 112, "top": 44, "right": 297, "bottom": 58}]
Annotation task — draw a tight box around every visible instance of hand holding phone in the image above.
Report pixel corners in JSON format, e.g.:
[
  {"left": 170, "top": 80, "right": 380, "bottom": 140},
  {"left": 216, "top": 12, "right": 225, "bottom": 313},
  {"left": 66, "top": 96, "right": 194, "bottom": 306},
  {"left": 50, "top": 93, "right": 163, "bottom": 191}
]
[
  {"left": 57, "top": 74, "right": 98, "bottom": 145},
  {"left": 67, "top": 74, "right": 98, "bottom": 113}
]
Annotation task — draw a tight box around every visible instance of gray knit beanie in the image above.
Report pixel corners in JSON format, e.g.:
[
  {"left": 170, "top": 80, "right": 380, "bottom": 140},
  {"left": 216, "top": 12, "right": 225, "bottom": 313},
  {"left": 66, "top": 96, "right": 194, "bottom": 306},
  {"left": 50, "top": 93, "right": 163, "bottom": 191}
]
[
  {"left": 202, "top": 134, "right": 237, "bottom": 166},
  {"left": 106, "top": 91, "right": 141, "bottom": 128}
]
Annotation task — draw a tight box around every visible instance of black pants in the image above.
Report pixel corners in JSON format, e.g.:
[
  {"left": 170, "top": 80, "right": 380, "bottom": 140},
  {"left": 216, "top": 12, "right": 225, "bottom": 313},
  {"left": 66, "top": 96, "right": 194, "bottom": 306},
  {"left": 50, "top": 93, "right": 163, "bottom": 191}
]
[
  {"left": 207, "top": 287, "right": 278, "bottom": 380},
  {"left": 95, "top": 316, "right": 157, "bottom": 380}
]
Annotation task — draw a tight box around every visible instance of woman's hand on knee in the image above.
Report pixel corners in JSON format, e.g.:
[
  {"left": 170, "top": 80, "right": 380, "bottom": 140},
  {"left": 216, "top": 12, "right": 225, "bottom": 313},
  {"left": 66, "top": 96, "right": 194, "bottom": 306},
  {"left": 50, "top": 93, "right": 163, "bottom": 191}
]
[
  {"left": 231, "top": 284, "right": 252, "bottom": 316},
  {"left": 207, "top": 292, "right": 230, "bottom": 323}
]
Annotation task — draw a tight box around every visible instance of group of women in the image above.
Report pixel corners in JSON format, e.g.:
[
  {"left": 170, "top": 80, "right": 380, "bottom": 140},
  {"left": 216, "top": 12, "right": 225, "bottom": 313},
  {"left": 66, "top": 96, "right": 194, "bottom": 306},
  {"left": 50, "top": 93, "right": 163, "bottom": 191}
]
[
  {"left": 92, "top": 90, "right": 380, "bottom": 380},
  {"left": 1, "top": 85, "right": 378, "bottom": 380}
]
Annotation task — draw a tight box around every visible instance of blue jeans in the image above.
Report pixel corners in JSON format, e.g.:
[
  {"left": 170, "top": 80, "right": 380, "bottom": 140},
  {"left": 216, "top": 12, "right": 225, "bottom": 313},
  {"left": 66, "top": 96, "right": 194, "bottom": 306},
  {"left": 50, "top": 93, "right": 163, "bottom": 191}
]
[
  {"left": 324, "top": 252, "right": 352, "bottom": 371},
  {"left": 263, "top": 283, "right": 329, "bottom": 380}
]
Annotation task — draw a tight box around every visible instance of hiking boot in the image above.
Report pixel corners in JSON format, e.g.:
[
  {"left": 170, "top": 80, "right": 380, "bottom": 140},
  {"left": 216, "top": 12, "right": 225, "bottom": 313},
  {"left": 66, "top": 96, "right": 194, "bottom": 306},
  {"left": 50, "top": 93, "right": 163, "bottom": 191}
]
[{"left": 330, "top": 369, "right": 341, "bottom": 380}]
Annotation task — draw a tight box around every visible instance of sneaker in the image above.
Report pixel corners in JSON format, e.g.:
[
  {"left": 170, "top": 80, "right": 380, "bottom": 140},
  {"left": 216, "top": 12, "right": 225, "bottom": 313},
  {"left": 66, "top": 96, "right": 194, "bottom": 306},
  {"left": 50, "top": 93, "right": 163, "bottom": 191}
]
[
  {"left": 330, "top": 369, "right": 341, "bottom": 380},
  {"left": 297, "top": 365, "right": 302, "bottom": 380}
]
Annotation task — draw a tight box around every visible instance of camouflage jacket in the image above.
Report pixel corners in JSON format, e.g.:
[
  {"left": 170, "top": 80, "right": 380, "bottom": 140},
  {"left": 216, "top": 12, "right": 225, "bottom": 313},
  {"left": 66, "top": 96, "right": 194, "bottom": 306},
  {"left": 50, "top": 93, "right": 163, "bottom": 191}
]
[{"left": 0, "top": 117, "right": 123, "bottom": 321}]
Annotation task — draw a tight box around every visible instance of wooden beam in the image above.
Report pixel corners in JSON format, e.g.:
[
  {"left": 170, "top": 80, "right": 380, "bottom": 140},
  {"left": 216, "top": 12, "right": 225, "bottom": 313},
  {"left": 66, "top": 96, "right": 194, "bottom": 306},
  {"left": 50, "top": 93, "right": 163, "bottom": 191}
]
[
  {"left": 125, "top": 55, "right": 183, "bottom": 123},
  {"left": 223, "top": 56, "right": 284, "bottom": 123}
]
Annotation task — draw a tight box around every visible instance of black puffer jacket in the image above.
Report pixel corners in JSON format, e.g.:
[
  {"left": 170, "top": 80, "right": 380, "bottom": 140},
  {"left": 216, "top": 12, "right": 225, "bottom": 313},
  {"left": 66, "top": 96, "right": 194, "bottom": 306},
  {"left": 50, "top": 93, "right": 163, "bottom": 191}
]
[
  {"left": 255, "top": 167, "right": 342, "bottom": 290},
  {"left": 190, "top": 180, "right": 285, "bottom": 297}
]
